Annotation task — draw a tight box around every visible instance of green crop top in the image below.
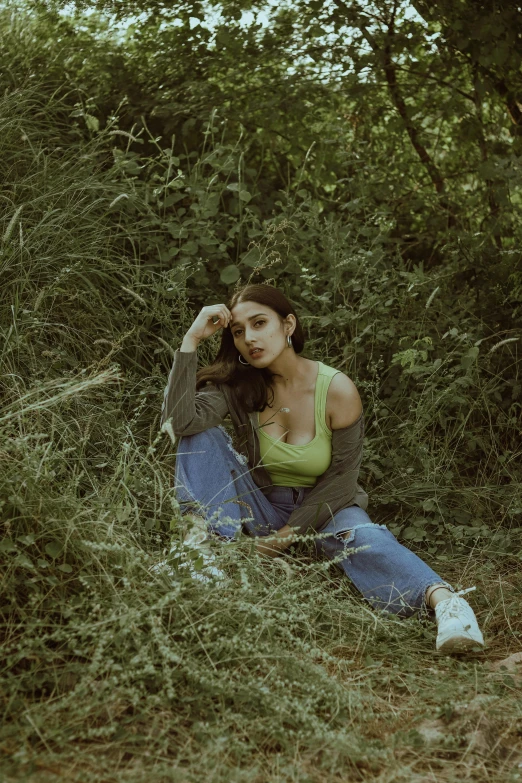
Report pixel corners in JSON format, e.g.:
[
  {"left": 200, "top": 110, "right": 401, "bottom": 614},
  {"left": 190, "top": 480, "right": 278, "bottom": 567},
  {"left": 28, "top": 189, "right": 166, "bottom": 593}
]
[{"left": 257, "top": 362, "right": 340, "bottom": 488}]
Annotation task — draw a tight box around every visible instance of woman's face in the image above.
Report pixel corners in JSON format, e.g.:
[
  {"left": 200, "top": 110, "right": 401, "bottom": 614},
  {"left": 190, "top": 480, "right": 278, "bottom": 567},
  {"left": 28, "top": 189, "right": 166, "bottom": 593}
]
[{"left": 230, "top": 300, "right": 293, "bottom": 367}]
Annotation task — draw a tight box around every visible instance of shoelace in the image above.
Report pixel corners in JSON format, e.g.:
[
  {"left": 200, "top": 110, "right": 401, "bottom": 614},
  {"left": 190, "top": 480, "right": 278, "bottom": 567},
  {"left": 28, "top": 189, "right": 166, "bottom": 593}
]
[{"left": 437, "top": 586, "right": 476, "bottom": 618}]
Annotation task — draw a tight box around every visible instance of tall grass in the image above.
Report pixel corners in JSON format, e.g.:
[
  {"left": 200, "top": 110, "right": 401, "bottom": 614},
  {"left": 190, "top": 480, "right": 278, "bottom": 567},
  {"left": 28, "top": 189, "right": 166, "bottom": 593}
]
[{"left": 1, "top": 63, "right": 522, "bottom": 783}]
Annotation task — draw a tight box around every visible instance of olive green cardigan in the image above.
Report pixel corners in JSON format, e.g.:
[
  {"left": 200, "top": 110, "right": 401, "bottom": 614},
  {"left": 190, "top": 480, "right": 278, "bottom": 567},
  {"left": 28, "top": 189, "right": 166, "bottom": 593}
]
[{"left": 160, "top": 349, "right": 368, "bottom": 535}]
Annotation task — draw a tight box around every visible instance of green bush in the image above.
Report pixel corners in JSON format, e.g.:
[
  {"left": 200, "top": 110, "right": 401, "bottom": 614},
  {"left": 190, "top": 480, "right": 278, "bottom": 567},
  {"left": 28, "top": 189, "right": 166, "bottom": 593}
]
[{"left": 1, "top": 4, "right": 521, "bottom": 781}]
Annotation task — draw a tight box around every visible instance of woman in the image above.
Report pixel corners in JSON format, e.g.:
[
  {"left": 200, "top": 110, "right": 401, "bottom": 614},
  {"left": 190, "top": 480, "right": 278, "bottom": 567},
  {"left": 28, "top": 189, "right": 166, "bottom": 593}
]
[{"left": 161, "top": 284, "right": 484, "bottom": 653}]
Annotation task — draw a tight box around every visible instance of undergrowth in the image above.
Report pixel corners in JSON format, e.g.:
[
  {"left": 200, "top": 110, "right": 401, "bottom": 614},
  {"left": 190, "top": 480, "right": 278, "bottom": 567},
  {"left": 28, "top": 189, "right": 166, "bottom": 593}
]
[{"left": 0, "top": 14, "right": 522, "bottom": 781}]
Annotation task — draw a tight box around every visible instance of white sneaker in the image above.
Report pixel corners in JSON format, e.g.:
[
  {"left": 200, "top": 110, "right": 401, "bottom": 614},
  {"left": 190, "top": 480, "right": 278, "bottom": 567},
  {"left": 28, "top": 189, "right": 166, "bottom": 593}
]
[{"left": 435, "top": 587, "right": 485, "bottom": 653}]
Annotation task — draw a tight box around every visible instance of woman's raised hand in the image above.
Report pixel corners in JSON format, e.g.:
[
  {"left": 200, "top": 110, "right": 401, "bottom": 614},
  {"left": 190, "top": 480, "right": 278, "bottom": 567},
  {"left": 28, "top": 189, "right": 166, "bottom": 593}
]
[{"left": 184, "top": 304, "right": 232, "bottom": 345}]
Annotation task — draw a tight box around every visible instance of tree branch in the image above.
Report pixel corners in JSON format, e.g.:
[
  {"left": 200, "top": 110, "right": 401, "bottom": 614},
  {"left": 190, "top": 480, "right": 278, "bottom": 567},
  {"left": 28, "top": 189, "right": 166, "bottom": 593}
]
[
  {"left": 393, "top": 64, "right": 475, "bottom": 103},
  {"left": 472, "top": 66, "right": 502, "bottom": 248},
  {"left": 359, "top": 10, "right": 446, "bottom": 197},
  {"left": 491, "top": 76, "right": 522, "bottom": 132}
]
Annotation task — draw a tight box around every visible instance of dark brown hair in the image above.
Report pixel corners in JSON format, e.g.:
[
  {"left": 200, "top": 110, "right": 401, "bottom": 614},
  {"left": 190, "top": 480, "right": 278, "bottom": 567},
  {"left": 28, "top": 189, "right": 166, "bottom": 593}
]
[{"left": 196, "top": 283, "right": 305, "bottom": 412}]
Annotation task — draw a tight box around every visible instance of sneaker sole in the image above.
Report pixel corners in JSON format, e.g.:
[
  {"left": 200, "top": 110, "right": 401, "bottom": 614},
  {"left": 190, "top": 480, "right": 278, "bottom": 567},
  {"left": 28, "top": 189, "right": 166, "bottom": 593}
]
[{"left": 437, "top": 634, "right": 485, "bottom": 653}]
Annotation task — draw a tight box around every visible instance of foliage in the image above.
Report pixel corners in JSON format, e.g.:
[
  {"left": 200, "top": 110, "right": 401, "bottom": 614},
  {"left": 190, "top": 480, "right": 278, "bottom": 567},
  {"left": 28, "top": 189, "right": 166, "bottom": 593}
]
[{"left": 0, "top": 1, "right": 522, "bottom": 781}]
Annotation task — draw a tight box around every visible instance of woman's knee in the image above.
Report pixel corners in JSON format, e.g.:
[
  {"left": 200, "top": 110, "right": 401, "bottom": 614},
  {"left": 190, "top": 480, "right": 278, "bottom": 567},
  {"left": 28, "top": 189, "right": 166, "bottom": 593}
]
[
  {"left": 339, "top": 521, "right": 390, "bottom": 544},
  {"left": 178, "top": 426, "right": 223, "bottom": 448},
  {"left": 179, "top": 426, "right": 247, "bottom": 465},
  {"left": 323, "top": 506, "right": 378, "bottom": 541},
  {"left": 340, "top": 525, "right": 400, "bottom": 565},
  {"left": 317, "top": 523, "right": 398, "bottom": 570}
]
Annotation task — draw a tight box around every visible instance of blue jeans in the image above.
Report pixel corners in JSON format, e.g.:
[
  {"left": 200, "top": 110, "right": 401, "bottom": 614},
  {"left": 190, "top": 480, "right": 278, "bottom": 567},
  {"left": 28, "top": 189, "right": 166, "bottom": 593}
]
[{"left": 174, "top": 427, "right": 448, "bottom": 618}]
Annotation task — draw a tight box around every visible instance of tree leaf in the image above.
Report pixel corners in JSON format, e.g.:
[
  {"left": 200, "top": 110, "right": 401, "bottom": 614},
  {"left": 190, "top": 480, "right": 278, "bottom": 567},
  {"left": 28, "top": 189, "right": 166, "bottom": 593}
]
[
  {"left": 15, "top": 553, "right": 35, "bottom": 569},
  {"left": 18, "top": 533, "right": 35, "bottom": 545},
  {"left": 220, "top": 265, "right": 240, "bottom": 284},
  {"left": 402, "top": 527, "right": 418, "bottom": 540},
  {"left": 181, "top": 240, "right": 198, "bottom": 255},
  {"left": 45, "top": 541, "right": 63, "bottom": 559},
  {"left": 167, "top": 224, "right": 188, "bottom": 239},
  {"left": 477, "top": 161, "right": 498, "bottom": 180},
  {"left": 461, "top": 346, "right": 479, "bottom": 369},
  {"left": 85, "top": 114, "right": 99, "bottom": 132},
  {"left": 241, "top": 247, "right": 261, "bottom": 267},
  {"left": 0, "top": 538, "right": 17, "bottom": 553}
]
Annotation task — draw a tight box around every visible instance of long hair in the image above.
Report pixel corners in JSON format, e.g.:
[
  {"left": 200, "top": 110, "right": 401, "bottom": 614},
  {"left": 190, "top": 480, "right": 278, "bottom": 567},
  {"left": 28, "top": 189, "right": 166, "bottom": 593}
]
[{"left": 195, "top": 284, "right": 305, "bottom": 412}]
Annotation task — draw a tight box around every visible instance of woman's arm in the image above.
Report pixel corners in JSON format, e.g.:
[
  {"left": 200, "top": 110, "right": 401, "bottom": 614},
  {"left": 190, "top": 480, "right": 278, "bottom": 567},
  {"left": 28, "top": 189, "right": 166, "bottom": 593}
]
[
  {"left": 326, "top": 371, "right": 363, "bottom": 430},
  {"left": 160, "top": 350, "right": 229, "bottom": 435},
  {"left": 161, "top": 303, "right": 233, "bottom": 435}
]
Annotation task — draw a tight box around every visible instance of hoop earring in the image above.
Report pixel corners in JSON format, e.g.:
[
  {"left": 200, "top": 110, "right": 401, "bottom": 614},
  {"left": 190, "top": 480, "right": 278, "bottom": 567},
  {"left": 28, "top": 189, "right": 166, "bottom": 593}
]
[
  {"left": 238, "top": 354, "right": 249, "bottom": 365},
  {"left": 287, "top": 334, "right": 293, "bottom": 348}
]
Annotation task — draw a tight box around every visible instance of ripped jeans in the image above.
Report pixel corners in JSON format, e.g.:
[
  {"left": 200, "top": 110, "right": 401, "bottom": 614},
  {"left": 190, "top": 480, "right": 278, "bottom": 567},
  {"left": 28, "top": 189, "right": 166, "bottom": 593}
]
[{"left": 174, "top": 427, "right": 448, "bottom": 618}]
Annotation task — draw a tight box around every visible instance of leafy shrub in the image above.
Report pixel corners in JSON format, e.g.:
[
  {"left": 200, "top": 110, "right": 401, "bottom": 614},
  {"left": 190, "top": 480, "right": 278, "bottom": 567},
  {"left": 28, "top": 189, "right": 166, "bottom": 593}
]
[{"left": 1, "top": 4, "right": 521, "bottom": 781}]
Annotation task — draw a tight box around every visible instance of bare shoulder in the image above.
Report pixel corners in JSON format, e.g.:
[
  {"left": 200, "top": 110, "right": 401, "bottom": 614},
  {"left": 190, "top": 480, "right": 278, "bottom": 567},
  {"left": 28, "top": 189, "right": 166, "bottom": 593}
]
[{"left": 326, "top": 371, "right": 363, "bottom": 430}]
